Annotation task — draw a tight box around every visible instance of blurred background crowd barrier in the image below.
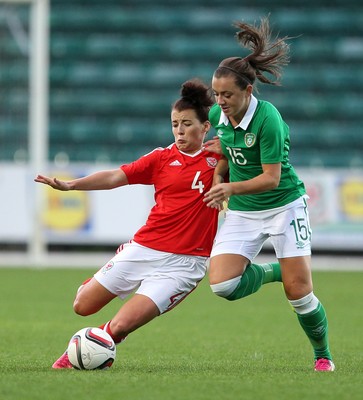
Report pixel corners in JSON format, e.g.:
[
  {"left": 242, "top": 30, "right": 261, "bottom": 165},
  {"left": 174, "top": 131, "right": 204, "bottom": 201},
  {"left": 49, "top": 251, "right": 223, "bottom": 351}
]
[{"left": 1, "top": 0, "right": 362, "bottom": 264}]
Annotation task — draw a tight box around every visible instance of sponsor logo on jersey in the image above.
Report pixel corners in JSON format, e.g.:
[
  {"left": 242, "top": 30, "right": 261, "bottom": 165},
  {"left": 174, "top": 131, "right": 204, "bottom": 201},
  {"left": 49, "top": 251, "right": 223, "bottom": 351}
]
[
  {"left": 217, "top": 129, "right": 224, "bottom": 137},
  {"left": 206, "top": 157, "right": 218, "bottom": 168},
  {"left": 169, "top": 160, "right": 182, "bottom": 166},
  {"left": 296, "top": 240, "right": 309, "bottom": 249},
  {"left": 244, "top": 132, "right": 256, "bottom": 147}
]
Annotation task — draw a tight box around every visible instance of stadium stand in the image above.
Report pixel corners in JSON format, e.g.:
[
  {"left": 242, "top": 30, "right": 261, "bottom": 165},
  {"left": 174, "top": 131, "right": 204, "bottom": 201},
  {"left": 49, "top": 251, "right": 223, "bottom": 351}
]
[{"left": 1, "top": 0, "right": 363, "bottom": 167}]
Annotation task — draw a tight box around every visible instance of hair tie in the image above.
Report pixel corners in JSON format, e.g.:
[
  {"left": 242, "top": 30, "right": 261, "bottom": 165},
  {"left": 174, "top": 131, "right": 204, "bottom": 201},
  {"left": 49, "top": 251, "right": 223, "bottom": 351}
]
[{"left": 218, "top": 65, "right": 253, "bottom": 85}]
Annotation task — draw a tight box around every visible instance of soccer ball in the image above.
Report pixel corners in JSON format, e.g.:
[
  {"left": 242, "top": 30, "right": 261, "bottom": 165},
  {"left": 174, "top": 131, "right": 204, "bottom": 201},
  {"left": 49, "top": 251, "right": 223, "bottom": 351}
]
[{"left": 67, "top": 327, "right": 116, "bottom": 370}]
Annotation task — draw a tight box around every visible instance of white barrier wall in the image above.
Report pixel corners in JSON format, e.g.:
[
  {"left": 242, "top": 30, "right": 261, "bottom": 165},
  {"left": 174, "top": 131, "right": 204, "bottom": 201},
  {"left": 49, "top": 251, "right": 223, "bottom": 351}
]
[
  {"left": 0, "top": 163, "right": 362, "bottom": 251},
  {"left": 0, "top": 163, "right": 154, "bottom": 245},
  {"left": 297, "top": 169, "right": 363, "bottom": 250}
]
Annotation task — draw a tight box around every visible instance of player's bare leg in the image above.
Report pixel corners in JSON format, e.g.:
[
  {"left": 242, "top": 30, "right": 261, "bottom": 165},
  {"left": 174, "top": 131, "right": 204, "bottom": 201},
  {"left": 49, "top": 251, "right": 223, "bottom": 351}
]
[
  {"left": 52, "top": 281, "right": 159, "bottom": 369},
  {"left": 52, "top": 278, "right": 116, "bottom": 369},
  {"left": 280, "top": 256, "right": 312, "bottom": 300},
  {"left": 209, "top": 254, "right": 249, "bottom": 284},
  {"left": 108, "top": 294, "right": 160, "bottom": 341},
  {"left": 209, "top": 254, "right": 282, "bottom": 299},
  {"left": 73, "top": 277, "right": 117, "bottom": 316}
]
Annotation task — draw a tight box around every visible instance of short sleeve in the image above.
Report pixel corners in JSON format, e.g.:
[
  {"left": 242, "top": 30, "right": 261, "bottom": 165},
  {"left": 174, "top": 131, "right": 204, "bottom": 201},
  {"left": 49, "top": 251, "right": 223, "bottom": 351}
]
[
  {"left": 259, "top": 106, "right": 285, "bottom": 164},
  {"left": 121, "top": 148, "right": 162, "bottom": 184}
]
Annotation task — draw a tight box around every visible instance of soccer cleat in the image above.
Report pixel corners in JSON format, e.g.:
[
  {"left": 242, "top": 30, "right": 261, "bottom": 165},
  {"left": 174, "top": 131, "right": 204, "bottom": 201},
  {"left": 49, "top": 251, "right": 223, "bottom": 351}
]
[
  {"left": 52, "top": 351, "right": 73, "bottom": 369},
  {"left": 314, "top": 358, "right": 335, "bottom": 372}
]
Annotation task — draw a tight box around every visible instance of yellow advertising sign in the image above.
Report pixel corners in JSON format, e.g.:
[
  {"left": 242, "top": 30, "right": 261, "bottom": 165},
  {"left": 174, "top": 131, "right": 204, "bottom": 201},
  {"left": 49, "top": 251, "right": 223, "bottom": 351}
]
[
  {"left": 340, "top": 180, "right": 363, "bottom": 220},
  {"left": 42, "top": 174, "right": 89, "bottom": 230}
]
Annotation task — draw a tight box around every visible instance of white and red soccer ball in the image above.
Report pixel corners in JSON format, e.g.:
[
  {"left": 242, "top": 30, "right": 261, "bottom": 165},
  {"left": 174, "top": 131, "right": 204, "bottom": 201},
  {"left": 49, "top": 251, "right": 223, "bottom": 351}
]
[{"left": 67, "top": 327, "right": 116, "bottom": 370}]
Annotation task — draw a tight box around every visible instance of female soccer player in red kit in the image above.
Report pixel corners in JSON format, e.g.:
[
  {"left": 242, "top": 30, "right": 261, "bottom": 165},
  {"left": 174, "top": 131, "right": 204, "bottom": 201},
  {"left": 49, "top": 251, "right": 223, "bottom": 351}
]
[{"left": 35, "top": 79, "right": 281, "bottom": 369}]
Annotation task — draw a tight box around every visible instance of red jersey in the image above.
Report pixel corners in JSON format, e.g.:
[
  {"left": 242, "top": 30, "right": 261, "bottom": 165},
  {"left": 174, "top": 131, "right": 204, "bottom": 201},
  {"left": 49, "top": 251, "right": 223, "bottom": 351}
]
[{"left": 121, "top": 144, "right": 220, "bottom": 256}]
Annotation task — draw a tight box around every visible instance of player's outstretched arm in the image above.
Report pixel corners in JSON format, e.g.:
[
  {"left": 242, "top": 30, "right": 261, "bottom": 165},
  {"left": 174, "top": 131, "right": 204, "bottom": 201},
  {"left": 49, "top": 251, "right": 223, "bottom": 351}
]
[
  {"left": 34, "top": 175, "right": 73, "bottom": 191},
  {"left": 34, "top": 169, "right": 129, "bottom": 191}
]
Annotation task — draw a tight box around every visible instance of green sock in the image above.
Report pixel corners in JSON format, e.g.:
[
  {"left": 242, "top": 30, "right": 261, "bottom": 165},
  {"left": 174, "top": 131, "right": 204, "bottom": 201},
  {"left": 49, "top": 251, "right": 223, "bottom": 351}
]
[
  {"left": 296, "top": 302, "right": 332, "bottom": 360},
  {"left": 260, "top": 262, "right": 282, "bottom": 283},
  {"left": 226, "top": 262, "right": 282, "bottom": 301}
]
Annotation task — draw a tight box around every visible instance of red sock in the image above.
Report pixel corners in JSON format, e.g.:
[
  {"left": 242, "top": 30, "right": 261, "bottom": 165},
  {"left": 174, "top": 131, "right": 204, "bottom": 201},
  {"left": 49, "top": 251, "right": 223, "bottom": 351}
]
[
  {"left": 76, "top": 277, "right": 92, "bottom": 294},
  {"left": 99, "top": 321, "right": 127, "bottom": 344},
  {"left": 81, "top": 277, "right": 92, "bottom": 286}
]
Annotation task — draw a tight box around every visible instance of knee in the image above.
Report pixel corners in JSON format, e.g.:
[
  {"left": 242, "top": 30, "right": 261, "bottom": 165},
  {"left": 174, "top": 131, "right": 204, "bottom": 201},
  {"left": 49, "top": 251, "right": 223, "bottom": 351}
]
[
  {"left": 210, "top": 276, "right": 241, "bottom": 301},
  {"left": 282, "top": 272, "right": 313, "bottom": 299},
  {"left": 73, "top": 279, "right": 95, "bottom": 316},
  {"left": 283, "top": 280, "right": 313, "bottom": 300},
  {"left": 73, "top": 297, "right": 93, "bottom": 316},
  {"left": 280, "top": 257, "right": 313, "bottom": 299}
]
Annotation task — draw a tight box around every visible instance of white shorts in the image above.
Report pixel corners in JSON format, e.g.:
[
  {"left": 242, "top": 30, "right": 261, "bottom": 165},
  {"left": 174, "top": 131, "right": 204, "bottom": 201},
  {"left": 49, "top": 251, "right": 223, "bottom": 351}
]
[
  {"left": 211, "top": 196, "right": 312, "bottom": 260},
  {"left": 94, "top": 241, "right": 208, "bottom": 314}
]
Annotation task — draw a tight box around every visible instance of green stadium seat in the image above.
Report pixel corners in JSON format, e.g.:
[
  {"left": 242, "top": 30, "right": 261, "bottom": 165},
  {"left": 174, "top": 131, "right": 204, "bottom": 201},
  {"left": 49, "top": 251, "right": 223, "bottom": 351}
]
[
  {"left": 292, "top": 38, "right": 363, "bottom": 63},
  {"left": 291, "top": 150, "right": 363, "bottom": 169},
  {"left": 269, "top": 93, "right": 363, "bottom": 120},
  {"left": 0, "top": 62, "right": 29, "bottom": 85},
  {"left": 51, "top": 35, "right": 84, "bottom": 56},
  {"left": 275, "top": 10, "right": 363, "bottom": 35},
  {"left": 289, "top": 121, "right": 363, "bottom": 148},
  {"left": 2, "top": 1, "right": 363, "bottom": 167}
]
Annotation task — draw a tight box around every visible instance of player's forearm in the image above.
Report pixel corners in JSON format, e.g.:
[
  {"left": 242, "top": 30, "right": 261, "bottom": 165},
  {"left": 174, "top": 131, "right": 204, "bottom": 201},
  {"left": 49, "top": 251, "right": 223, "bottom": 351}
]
[
  {"left": 230, "top": 171, "right": 279, "bottom": 195},
  {"left": 213, "top": 157, "right": 229, "bottom": 186},
  {"left": 68, "top": 169, "right": 128, "bottom": 191}
]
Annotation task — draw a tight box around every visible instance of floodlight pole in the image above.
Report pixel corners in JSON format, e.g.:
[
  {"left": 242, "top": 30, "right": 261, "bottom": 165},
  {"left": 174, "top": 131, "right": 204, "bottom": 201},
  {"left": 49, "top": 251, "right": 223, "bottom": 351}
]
[
  {"left": 29, "top": 0, "right": 50, "bottom": 265},
  {"left": 0, "top": 0, "right": 49, "bottom": 265},
  {"left": 2, "top": 0, "right": 51, "bottom": 264}
]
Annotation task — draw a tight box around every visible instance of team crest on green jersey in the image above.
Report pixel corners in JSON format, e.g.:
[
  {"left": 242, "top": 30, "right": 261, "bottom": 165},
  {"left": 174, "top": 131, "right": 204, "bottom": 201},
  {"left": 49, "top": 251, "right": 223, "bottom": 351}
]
[
  {"left": 244, "top": 132, "right": 256, "bottom": 147},
  {"left": 217, "top": 129, "right": 224, "bottom": 137}
]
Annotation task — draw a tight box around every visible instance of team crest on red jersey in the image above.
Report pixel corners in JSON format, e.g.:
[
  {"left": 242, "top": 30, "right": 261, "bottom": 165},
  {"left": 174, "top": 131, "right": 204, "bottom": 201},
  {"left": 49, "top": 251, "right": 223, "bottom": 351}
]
[
  {"left": 206, "top": 157, "right": 218, "bottom": 168},
  {"left": 101, "top": 261, "right": 114, "bottom": 274}
]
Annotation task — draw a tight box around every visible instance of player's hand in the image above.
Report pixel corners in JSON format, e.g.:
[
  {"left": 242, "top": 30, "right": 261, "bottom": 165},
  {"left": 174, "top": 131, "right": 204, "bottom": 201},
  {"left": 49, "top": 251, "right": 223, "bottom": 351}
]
[
  {"left": 34, "top": 174, "right": 72, "bottom": 191},
  {"left": 202, "top": 136, "right": 222, "bottom": 154},
  {"left": 204, "top": 183, "right": 233, "bottom": 208}
]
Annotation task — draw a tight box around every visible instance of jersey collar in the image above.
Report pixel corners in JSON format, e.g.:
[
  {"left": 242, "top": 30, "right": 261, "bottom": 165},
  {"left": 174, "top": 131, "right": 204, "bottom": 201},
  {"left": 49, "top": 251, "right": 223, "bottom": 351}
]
[
  {"left": 218, "top": 94, "right": 258, "bottom": 130},
  {"left": 171, "top": 143, "right": 203, "bottom": 158},
  {"left": 179, "top": 149, "right": 203, "bottom": 157}
]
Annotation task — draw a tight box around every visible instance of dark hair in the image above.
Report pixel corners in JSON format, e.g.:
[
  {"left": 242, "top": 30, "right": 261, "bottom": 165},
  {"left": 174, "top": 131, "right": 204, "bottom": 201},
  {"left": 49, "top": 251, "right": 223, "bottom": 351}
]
[
  {"left": 214, "top": 16, "right": 291, "bottom": 91},
  {"left": 173, "top": 79, "right": 214, "bottom": 122}
]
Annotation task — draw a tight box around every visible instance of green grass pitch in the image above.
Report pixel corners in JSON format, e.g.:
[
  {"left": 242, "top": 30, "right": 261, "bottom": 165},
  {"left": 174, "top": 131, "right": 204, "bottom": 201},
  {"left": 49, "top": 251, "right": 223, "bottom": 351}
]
[{"left": 0, "top": 267, "right": 362, "bottom": 400}]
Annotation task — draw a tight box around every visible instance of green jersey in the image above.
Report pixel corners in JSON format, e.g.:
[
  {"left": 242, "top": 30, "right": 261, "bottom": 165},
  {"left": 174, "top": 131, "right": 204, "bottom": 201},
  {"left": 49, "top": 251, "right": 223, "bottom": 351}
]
[{"left": 209, "top": 96, "right": 306, "bottom": 211}]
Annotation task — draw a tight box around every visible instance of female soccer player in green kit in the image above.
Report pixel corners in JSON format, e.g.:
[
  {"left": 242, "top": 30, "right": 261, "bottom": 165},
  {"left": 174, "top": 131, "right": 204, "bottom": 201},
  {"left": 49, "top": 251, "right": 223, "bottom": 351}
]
[{"left": 203, "top": 17, "right": 334, "bottom": 371}]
